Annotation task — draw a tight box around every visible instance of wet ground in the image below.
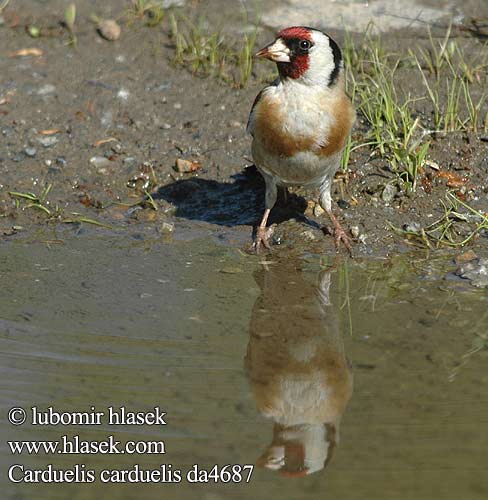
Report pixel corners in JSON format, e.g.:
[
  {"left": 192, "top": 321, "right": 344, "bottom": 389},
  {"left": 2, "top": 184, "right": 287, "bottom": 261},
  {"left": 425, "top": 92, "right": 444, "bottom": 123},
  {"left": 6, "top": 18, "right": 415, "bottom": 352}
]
[{"left": 1, "top": 1, "right": 488, "bottom": 499}]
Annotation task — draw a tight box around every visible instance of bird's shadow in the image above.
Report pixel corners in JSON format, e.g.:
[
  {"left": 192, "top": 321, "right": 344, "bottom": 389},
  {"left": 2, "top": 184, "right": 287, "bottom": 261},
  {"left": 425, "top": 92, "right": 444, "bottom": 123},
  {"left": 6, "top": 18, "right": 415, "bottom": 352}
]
[{"left": 154, "top": 166, "right": 310, "bottom": 228}]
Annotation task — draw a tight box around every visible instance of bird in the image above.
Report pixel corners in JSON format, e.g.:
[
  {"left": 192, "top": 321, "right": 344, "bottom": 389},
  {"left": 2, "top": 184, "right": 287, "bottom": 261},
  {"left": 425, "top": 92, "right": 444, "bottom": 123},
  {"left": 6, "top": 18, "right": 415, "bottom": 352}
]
[{"left": 247, "top": 26, "right": 355, "bottom": 254}]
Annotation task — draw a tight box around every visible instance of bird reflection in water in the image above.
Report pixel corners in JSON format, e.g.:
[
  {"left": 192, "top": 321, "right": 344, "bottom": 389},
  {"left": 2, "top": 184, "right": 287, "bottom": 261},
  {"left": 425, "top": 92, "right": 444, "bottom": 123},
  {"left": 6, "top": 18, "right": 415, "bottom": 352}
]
[{"left": 245, "top": 259, "right": 353, "bottom": 477}]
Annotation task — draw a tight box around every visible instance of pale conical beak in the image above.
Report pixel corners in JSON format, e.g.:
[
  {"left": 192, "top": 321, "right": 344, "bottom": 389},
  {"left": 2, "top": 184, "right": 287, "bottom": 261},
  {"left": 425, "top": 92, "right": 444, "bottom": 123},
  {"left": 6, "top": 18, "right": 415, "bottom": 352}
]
[{"left": 255, "top": 38, "right": 291, "bottom": 63}]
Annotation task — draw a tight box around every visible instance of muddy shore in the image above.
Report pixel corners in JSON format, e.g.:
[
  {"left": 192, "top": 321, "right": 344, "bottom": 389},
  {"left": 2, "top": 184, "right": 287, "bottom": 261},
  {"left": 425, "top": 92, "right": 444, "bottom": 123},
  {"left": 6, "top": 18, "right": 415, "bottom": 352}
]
[{"left": 1, "top": 0, "right": 487, "bottom": 257}]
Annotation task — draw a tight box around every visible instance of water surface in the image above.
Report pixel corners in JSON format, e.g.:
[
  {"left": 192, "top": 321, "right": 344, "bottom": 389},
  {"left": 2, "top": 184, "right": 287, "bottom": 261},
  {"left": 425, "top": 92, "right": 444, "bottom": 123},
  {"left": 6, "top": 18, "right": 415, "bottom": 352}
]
[{"left": 1, "top": 229, "right": 487, "bottom": 499}]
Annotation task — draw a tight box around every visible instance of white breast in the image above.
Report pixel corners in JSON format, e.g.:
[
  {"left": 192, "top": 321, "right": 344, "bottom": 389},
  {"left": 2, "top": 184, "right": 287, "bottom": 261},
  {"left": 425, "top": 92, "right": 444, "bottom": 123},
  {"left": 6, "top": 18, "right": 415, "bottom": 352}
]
[
  {"left": 251, "top": 80, "right": 343, "bottom": 187},
  {"left": 264, "top": 80, "right": 335, "bottom": 148}
]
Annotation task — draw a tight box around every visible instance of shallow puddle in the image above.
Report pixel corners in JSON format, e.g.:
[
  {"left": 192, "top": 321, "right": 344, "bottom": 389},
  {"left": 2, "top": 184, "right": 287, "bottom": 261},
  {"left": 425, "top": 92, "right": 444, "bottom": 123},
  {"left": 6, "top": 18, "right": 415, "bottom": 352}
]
[{"left": 1, "top": 229, "right": 487, "bottom": 499}]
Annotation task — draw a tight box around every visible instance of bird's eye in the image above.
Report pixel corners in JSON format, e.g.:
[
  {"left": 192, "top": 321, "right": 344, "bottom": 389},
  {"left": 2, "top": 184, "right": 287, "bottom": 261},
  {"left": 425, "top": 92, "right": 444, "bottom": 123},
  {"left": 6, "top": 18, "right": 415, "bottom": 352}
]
[{"left": 299, "top": 40, "right": 312, "bottom": 51}]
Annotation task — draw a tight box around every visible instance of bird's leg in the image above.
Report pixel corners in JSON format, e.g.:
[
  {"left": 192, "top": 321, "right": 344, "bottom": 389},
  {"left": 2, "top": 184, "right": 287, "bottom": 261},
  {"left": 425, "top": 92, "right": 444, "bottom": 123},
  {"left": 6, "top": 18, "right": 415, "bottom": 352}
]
[
  {"left": 252, "top": 174, "right": 277, "bottom": 253},
  {"left": 319, "top": 182, "right": 353, "bottom": 256},
  {"left": 326, "top": 208, "right": 353, "bottom": 256},
  {"left": 253, "top": 208, "right": 274, "bottom": 252}
]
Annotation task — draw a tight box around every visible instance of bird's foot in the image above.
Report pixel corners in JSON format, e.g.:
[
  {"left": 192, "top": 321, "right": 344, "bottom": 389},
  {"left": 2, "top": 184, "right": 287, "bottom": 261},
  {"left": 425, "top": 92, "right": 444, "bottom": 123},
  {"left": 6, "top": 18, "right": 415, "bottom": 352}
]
[
  {"left": 252, "top": 225, "right": 274, "bottom": 253},
  {"left": 324, "top": 213, "right": 353, "bottom": 256},
  {"left": 333, "top": 224, "right": 353, "bottom": 257}
]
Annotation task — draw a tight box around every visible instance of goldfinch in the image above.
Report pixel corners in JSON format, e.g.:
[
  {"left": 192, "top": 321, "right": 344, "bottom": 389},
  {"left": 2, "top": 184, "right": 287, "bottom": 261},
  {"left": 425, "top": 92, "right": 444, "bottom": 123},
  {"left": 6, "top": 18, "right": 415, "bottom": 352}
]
[{"left": 247, "top": 26, "right": 355, "bottom": 253}]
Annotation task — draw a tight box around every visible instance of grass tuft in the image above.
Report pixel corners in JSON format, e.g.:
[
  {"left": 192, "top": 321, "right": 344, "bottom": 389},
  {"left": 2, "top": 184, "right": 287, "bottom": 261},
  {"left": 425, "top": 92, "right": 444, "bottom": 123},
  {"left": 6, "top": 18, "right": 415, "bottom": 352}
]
[
  {"left": 343, "top": 25, "right": 488, "bottom": 192},
  {"left": 8, "top": 186, "right": 112, "bottom": 228},
  {"left": 392, "top": 192, "right": 488, "bottom": 248},
  {"left": 126, "top": 0, "right": 166, "bottom": 27},
  {"left": 169, "top": 12, "right": 258, "bottom": 88}
]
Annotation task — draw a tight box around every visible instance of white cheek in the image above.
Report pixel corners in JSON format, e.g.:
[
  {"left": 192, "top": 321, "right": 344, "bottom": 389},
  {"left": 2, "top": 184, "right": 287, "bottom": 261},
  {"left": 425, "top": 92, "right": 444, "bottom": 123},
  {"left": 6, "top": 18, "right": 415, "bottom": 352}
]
[
  {"left": 272, "top": 53, "right": 291, "bottom": 63},
  {"left": 306, "top": 52, "right": 335, "bottom": 85},
  {"left": 305, "top": 33, "right": 337, "bottom": 86}
]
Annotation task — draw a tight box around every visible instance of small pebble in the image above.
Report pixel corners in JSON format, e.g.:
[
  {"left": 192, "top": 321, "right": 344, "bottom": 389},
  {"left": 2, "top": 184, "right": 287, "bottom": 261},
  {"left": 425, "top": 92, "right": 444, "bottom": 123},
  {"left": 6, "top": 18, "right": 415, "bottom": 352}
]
[
  {"left": 337, "top": 199, "right": 350, "bottom": 210},
  {"left": 313, "top": 204, "right": 325, "bottom": 217},
  {"left": 305, "top": 200, "right": 315, "bottom": 216},
  {"left": 455, "top": 258, "right": 488, "bottom": 288},
  {"left": 301, "top": 230, "right": 317, "bottom": 241},
  {"left": 98, "top": 19, "right": 121, "bottom": 41},
  {"left": 160, "top": 222, "right": 175, "bottom": 232},
  {"left": 350, "top": 225, "right": 360, "bottom": 239},
  {"left": 56, "top": 157, "right": 67, "bottom": 167},
  {"left": 36, "top": 84, "right": 56, "bottom": 96},
  {"left": 24, "top": 147, "right": 37, "bottom": 157},
  {"left": 174, "top": 158, "right": 201, "bottom": 173},
  {"left": 382, "top": 183, "right": 398, "bottom": 204},
  {"left": 90, "top": 156, "right": 111, "bottom": 168},
  {"left": 403, "top": 222, "right": 421, "bottom": 234},
  {"left": 117, "top": 88, "right": 130, "bottom": 100},
  {"left": 37, "top": 136, "right": 58, "bottom": 148}
]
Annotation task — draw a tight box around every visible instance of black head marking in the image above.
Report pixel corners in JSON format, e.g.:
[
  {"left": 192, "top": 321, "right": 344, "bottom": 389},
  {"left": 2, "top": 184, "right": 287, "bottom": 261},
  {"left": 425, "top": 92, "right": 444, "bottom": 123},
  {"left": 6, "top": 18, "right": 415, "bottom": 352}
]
[
  {"left": 282, "top": 38, "right": 314, "bottom": 55},
  {"left": 328, "top": 36, "right": 342, "bottom": 87}
]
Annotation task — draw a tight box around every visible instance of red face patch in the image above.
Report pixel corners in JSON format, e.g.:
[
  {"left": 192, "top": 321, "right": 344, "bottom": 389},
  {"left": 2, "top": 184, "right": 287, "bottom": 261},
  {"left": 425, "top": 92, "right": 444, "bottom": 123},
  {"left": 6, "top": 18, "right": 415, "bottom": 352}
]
[
  {"left": 276, "top": 27, "right": 313, "bottom": 79},
  {"left": 277, "top": 56, "right": 309, "bottom": 79}
]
